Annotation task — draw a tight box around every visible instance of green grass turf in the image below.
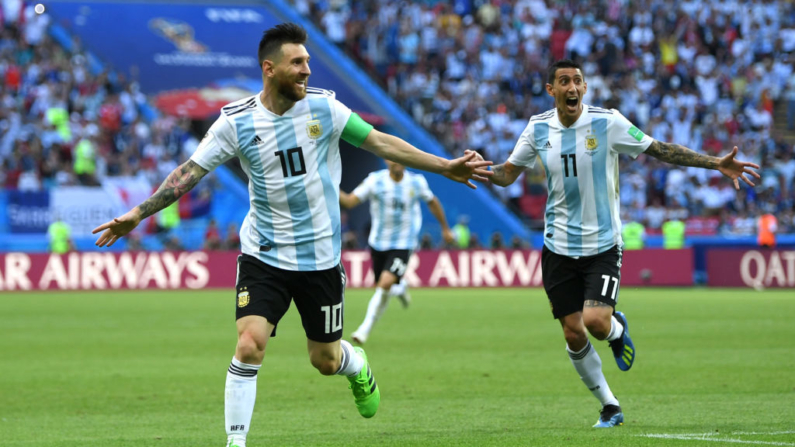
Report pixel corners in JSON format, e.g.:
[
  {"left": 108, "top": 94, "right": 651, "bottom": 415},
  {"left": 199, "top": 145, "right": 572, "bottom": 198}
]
[{"left": 1, "top": 287, "right": 794, "bottom": 446}]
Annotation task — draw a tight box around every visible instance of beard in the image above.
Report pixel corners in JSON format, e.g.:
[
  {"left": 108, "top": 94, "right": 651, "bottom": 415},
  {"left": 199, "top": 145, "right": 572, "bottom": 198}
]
[{"left": 277, "top": 76, "right": 307, "bottom": 102}]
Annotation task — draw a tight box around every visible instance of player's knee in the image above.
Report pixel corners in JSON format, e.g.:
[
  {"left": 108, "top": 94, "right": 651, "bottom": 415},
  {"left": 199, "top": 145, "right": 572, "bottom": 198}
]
[
  {"left": 310, "top": 354, "right": 340, "bottom": 376},
  {"left": 562, "top": 325, "right": 587, "bottom": 348},
  {"left": 236, "top": 331, "right": 266, "bottom": 363},
  {"left": 583, "top": 315, "right": 611, "bottom": 340}
]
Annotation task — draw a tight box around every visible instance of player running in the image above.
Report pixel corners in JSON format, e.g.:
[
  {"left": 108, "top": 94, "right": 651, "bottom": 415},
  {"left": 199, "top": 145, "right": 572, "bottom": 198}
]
[
  {"left": 486, "top": 59, "right": 759, "bottom": 428},
  {"left": 92, "top": 23, "right": 491, "bottom": 447},
  {"left": 339, "top": 160, "right": 455, "bottom": 344}
]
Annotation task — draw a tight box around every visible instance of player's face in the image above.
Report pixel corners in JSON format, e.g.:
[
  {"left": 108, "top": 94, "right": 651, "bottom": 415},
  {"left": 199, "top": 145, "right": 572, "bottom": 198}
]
[
  {"left": 546, "top": 68, "right": 587, "bottom": 124},
  {"left": 385, "top": 160, "right": 405, "bottom": 176},
  {"left": 273, "top": 43, "right": 311, "bottom": 102}
]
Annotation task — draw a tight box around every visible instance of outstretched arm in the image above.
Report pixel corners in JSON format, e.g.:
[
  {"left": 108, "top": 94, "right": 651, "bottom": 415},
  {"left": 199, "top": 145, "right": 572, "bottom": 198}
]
[
  {"left": 645, "top": 141, "right": 760, "bottom": 190},
  {"left": 93, "top": 160, "right": 209, "bottom": 247},
  {"left": 426, "top": 197, "right": 455, "bottom": 244},
  {"left": 339, "top": 190, "right": 362, "bottom": 209},
  {"left": 489, "top": 161, "right": 525, "bottom": 187},
  {"left": 359, "top": 130, "right": 492, "bottom": 189}
]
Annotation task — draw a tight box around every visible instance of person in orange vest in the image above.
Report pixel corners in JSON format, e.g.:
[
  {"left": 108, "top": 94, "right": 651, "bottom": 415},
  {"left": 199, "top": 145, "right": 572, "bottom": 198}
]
[{"left": 757, "top": 213, "right": 778, "bottom": 248}]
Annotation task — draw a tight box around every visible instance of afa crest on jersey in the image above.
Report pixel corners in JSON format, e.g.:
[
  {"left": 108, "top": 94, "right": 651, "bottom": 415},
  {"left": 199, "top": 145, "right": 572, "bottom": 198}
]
[
  {"left": 306, "top": 120, "right": 323, "bottom": 139},
  {"left": 237, "top": 288, "right": 250, "bottom": 308},
  {"left": 585, "top": 134, "right": 599, "bottom": 151}
]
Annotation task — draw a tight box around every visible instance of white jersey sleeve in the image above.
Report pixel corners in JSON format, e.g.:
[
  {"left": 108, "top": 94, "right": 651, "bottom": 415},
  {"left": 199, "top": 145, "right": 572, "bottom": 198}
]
[
  {"left": 331, "top": 98, "right": 353, "bottom": 141},
  {"left": 608, "top": 110, "right": 653, "bottom": 158},
  {"left": 416, "top": 174, "right": 434, "bottom": 202},
  {"left": 351, "top": 172, "right": 375, "bottom": 201},
  {"left": 507, "top": 121, "right": 538, "bottom": 168},
  {"left": 190, "top": 115, "right": 238, "bottom": 171}
]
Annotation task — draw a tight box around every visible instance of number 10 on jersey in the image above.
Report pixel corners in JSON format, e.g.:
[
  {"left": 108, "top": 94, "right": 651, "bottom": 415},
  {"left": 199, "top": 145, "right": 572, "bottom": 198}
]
[{"left": 275, "top": 147, "right": 307, "bottom": 177}]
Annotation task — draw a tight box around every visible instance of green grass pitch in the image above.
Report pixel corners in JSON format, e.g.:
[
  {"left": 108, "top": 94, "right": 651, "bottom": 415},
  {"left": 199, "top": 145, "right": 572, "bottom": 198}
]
[{"left": 1, "top": 287, "right": 794, "bottom": 446}]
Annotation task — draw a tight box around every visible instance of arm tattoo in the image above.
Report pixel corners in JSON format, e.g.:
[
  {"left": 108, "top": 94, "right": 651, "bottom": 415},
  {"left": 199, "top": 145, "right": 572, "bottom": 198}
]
[
  {"left": 645, "top": 140, "right": 719, "bottom": 169},
  {"left": 491, "top": 164, "right": 510, "bottom": 187},
  {"left": 138, "top": 160, "right": 207, "bottom": 219},
  {"left": 584, "top": 300, "right": 613, "bottom": 308}
]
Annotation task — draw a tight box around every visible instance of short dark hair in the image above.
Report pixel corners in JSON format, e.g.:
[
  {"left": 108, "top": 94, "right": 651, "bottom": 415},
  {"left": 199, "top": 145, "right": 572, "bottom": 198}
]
[
  {"left": 547, "top": 59, "right": 583, "bottom": 85},
  {"left": 258, "top": 23, "right": 308, "bottom": 66}
]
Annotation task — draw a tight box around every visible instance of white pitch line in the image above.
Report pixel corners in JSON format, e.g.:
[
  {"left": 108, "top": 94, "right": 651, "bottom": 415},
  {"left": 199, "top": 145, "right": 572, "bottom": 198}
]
[
  {"left": 640, "top": 434, "right": 795, "bottom": 446},
  {"left": 730, "top": 432, "right": 795, "bottom": 436}
]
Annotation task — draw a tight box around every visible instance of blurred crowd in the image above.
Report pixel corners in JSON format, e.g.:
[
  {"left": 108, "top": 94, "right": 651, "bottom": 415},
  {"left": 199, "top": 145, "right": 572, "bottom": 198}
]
[
  {"left": 4, "top": 0, "right": 795, "bottom": 252},
  {"left": 0, "top": 3, "right": 200, "bottom": 192},
  {"left": 296, "top": 0, "right": 795, "bottom": 235}
]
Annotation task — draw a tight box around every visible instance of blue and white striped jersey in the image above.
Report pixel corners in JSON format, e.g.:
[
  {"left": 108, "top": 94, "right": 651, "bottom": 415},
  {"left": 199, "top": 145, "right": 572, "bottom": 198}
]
[
  {"left": 191, "top": 88, "right": 351, "bottom": 271},
  {"left": 352, "top": 169, "right": 434, "bottom": 251},
  {"left": 508, "top": 105, "right": 653, "bottom": 257}
]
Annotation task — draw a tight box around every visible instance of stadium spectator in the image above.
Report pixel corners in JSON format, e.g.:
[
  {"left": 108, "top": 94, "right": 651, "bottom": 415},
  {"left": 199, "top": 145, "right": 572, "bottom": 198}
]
[
  {"left": 340, "top": 210, "right": 358, "bottom": 249},
  {"left": 662, "top": 218, "right": 686, "bottom": 249},
  {"left": 203, "top": 218, "right": 222, "bottom": 251},
  {"left": 340, "top": 160, "right": 455, "bottom": 345},
  {"left": 419, "top": 233, "right": 434, "bottom": 250},
  {"left": 622, "top": 219, "right": 646, "bottom": 250},
  {"left": 510, "top": 234, "right": 526, "bottom": 249},
  {"left": 452, "top": 214, "right": 471, "bottom": 248},
  {"left": 490, "top": 231, "right": 504, "bottom": 249},
  {"left": 224, "top": 222, "right": 241, "bottom": 251},
  {"left": 47, "top": 215, "right": 72, "bottom": 254},
  {"left": 757, "top": 212, "right": 778, "bottom": 248}
]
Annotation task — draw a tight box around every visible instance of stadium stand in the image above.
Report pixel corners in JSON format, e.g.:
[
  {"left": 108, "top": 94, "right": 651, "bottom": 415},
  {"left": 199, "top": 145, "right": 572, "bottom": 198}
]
[
  {"left": 2, "top": 0, "right": 795, "bottom": 257},
  {"left": 295, "top": 0, "right": 795, "bottom": 235}
]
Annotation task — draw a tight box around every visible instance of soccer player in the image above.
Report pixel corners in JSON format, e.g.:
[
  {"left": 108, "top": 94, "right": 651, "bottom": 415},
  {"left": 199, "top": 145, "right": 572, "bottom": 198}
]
[
  {"left": 339, "top": 160, "right": 455, "bottom": 344},
  {"left": 485, "top": 59, "right": 759, "bottom": 428},
  {"left": 92, "top": 23, "right": 491, "bottom": 447}
]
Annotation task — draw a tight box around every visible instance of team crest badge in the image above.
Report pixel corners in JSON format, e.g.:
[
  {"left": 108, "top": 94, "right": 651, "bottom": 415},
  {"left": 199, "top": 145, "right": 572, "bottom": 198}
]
[
  {"left": 585, "top": 135, "right": 598, "bottom": 151},
  {"left": 237, "top": 289, "right": 250, "bottom": 308},
  {"left": 306, "top": 120, "right": 323, "bottom": 139}
]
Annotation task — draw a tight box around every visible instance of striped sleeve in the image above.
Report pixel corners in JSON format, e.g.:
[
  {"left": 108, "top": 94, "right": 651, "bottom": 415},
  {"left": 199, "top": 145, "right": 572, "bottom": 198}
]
[
  {"left": 415, "top": 174, "right": 434, "bottom": 202},
  {"left": 507, "top": 121, "right": 538, "bottom": 168},
  {"left": 608, "top": 110, "right": 653, "bottom": 158},
  {"left": 352, "top": 173, "right": 375, "bottom": 201},
  {"left": 190, "top": 115, "right": 237, "bottom": 171}
]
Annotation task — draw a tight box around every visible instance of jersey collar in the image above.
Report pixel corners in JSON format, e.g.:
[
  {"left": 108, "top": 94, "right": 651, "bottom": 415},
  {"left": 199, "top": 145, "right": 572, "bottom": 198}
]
[
  {"left": 554, "top": 103, "right": 590, "bottom": 129},
  {"left": 256, "top": 91, "right": 303, "bottom": 118}
]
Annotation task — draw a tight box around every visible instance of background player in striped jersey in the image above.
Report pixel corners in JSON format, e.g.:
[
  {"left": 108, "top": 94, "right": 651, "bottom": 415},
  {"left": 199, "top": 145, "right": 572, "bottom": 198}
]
[
  {"left": 92, "top": 23, "right": 491, "bottom": 447},
  {"left": 339, "top": 160, "right": 455, "bottom": 344},
  {"left": 485, "top": 59, "right": 759, "bottom": 428}
]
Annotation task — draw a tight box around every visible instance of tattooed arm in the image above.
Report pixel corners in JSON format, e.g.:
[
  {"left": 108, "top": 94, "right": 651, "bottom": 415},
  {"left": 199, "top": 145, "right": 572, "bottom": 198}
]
[
  {"left": 644, "top": 140, "right": 719, "bottom": 169},
  {"left": 490, "top": 161, "right": 525, "bottom": 187},
  {"left": 645, "top": 141, "right": 760, "bottom": 190},
  {"left": 93, "top": 160, "right": 209, "bottom": 247}
]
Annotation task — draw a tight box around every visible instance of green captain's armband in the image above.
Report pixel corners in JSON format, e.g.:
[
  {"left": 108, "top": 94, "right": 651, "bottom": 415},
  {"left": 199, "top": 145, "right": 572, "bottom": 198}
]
[{"left": 341, "top": 113, "right": 374, "bottom": 147}]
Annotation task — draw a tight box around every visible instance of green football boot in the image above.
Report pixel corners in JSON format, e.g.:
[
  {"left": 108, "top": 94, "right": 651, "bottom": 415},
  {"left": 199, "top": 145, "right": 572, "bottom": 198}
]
[{"left": 348, "top": 347, "right": 380, "bottom": 418}]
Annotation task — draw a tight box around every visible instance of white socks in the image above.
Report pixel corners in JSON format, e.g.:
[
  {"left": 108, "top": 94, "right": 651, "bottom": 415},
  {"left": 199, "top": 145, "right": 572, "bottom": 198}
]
[
  {"left": 567, "top": 341, "right": 619, "bottom": 407},
  {"left": 389, "top": 279, "right": 407, "bottom": 296},
  {"left": 354, "top": 288, "right": 389, "bottom": 337},
  {"left": 606, "top": 316, "right": 624, "bottom": 342},
  {"left": 225, "top": 357, "right": 260, "bottom": 446},
  {"left": 336, "top": 340, "right": 364, "bottom": 377}
]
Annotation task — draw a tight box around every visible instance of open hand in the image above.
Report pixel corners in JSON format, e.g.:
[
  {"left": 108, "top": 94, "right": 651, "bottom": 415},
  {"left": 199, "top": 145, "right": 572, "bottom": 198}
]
[
  {"left": 92, "top": 208, "right": 143, "bottom": 247},
  {"left": 444, "top": 150, "right": 493, "bottom": 189},
  {"left": 718, "top": 146, "right": 761, "bottom": 190}
]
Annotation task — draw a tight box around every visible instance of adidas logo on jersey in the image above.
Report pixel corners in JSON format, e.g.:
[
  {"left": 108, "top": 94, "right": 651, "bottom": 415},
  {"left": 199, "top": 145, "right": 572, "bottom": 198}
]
[
  {"left": 544, "top": 141, "right": 552, "bottom": 149},
  {"left": 252, "top": 135, "right": 265, "bottom": 146}
]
